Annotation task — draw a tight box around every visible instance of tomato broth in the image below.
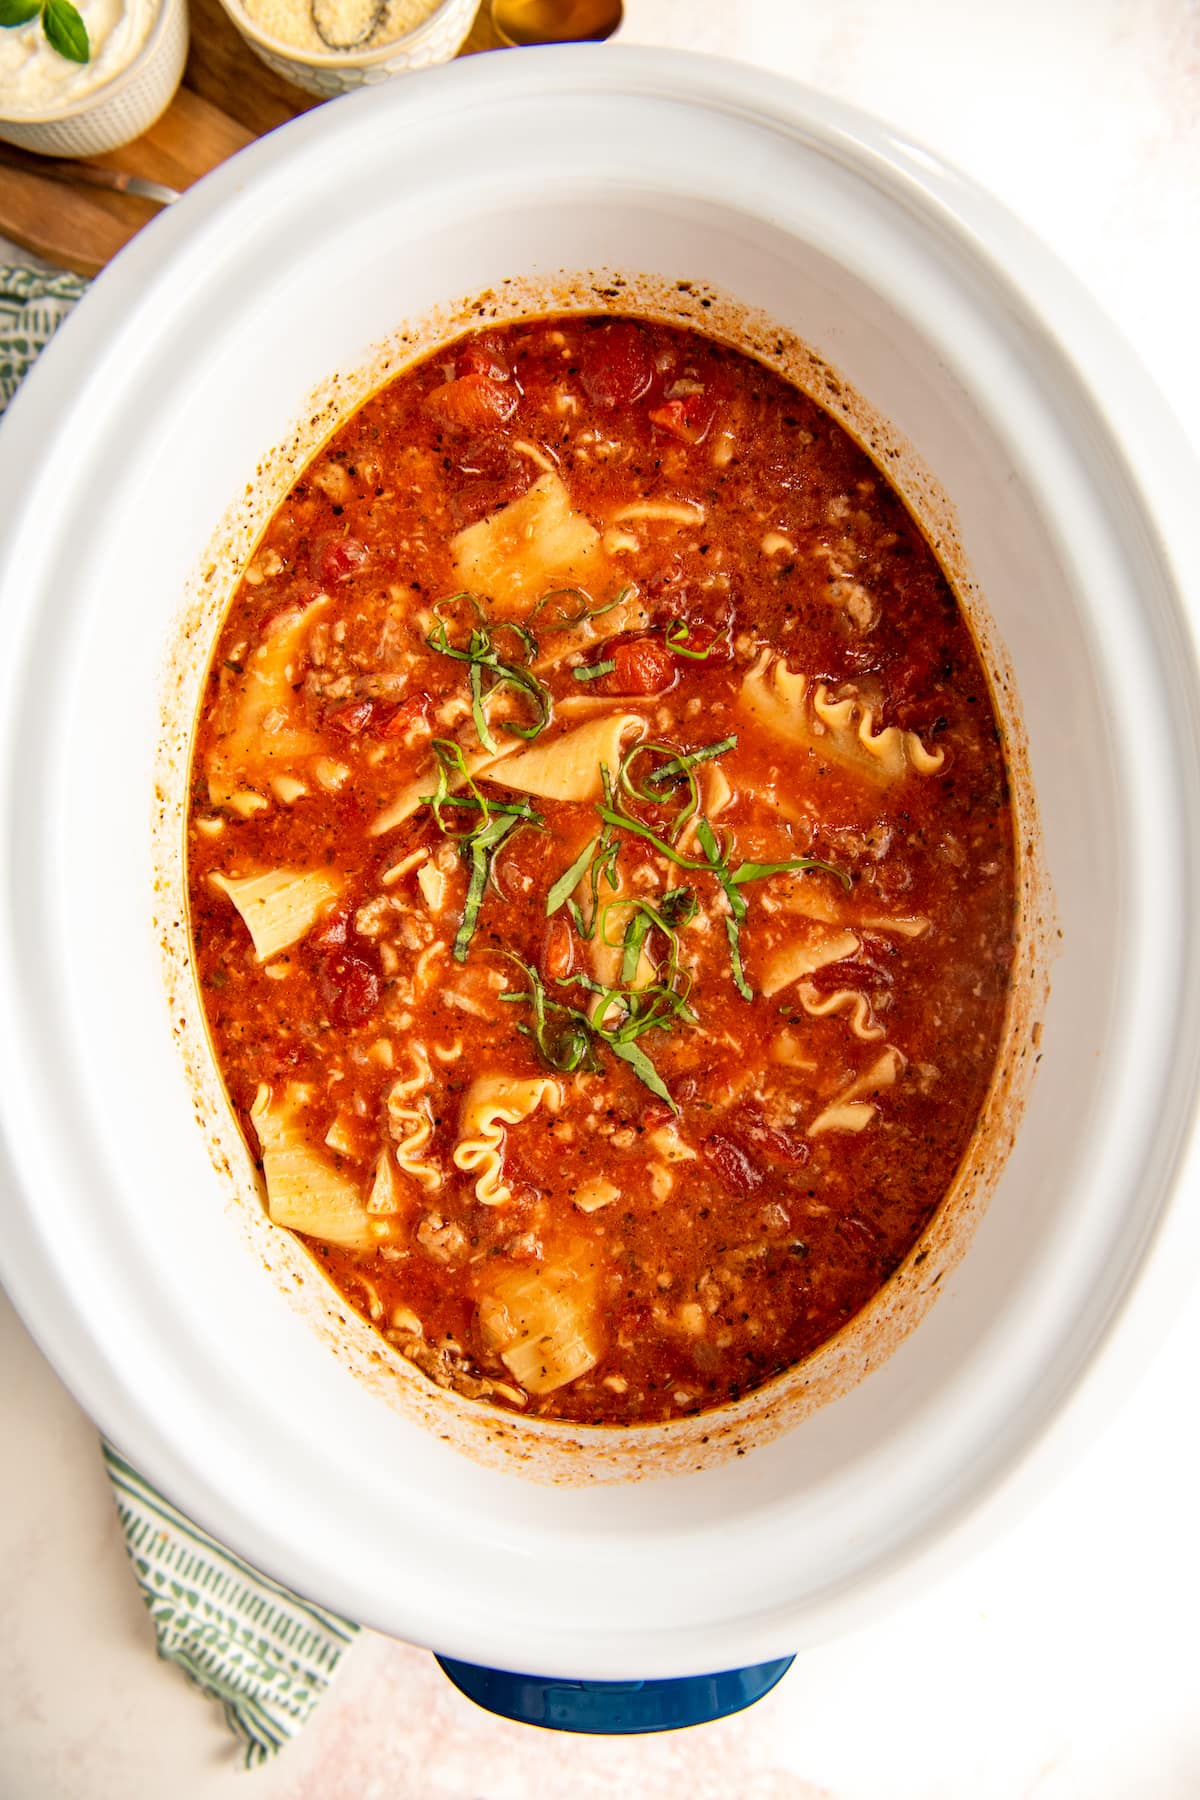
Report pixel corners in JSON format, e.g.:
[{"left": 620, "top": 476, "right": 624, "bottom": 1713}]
[{"left": 187, "top": 315, "right": 1016, "bottom": 1426}]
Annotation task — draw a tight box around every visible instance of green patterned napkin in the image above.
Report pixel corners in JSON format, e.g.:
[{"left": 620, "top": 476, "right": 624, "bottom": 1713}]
[
  {"left": 1, "top": 260, "right": 361, "bottom": 1768},
  {"left": 103, "top": 1444, "right": 358, "bottom": 1766},
  {"left": 0, "top": 261, "right": 88, "bottom": 410}
]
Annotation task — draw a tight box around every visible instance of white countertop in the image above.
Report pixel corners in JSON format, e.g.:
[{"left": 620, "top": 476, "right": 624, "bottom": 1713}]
[{"left": 3, "top": 3, "right": 1199, "bottom": 1794}]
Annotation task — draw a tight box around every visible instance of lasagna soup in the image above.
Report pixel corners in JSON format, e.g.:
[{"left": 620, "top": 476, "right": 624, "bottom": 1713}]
[{"left": 188, "top": 315, "right": 1016, "bottom": 1426}]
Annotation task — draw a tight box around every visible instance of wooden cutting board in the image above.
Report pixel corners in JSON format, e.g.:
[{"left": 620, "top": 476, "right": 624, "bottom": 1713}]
[{"left": 0, "top": 0, "right": 501, "bottom": 275}]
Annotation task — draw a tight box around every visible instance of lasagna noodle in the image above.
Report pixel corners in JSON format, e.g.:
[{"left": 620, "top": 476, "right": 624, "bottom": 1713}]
[
  {"left": 453, "top": 1074, "right": 562, "bottom": 1206},
  {"left": 450, "top": 471, "right": 606, "bottom": 611},
  {"left": 369, "top": 736, "right": 523, "bottom": 838},
  {"left": 808, "top": 1046, "right": 906, "bottom": 1136},
  {"left": 207, "top": 597, "right": 328, "bottom": 809},
  {"left": 251, "top": 1083, "right": 379, "bottom": 1250},
  {"left": 386, "top": 1047, "right": 441, "bottom": 1190},
  {"left": 210, "top": 868, "right": 342, "bottom": 962},
  {"left": 490, "top": 712, "right": 647, "bottom": 803},
  {"left": 479, "top": 1262, "right": 600, "bottom": 1395},
  {"left": 740, "top": 649, "right": 944, "bottom": 784},
  {"left": 760, "top": 928, "right": 860, "bottom": 999}
]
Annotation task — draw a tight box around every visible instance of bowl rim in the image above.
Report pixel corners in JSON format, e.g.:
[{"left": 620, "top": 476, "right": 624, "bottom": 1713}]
[
  {"left": 0, "top": 0, "right": 184, "bottom": 125},
  {"left": 215, "top": 0, "right": 472, "bottom": 73}
]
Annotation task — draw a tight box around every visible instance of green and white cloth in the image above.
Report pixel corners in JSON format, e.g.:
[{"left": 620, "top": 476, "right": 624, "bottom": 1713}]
[
  {"left": 0, "top": 260, "right": 87, "bottom": 411},
  {"left": 1, "top": 259, "right": 361, "bottom": 1767},
  {"left": 103, "top": 1444, "right": 358, "bottom": 1766}
]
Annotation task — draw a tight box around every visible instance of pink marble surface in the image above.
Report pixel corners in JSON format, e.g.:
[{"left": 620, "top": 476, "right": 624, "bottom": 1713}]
[{"left": 2, "top": 2, "right": 1198, "bottom": 1794}]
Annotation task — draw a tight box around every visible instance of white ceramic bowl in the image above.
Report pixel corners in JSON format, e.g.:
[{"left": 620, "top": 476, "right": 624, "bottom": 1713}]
[
  {"left": 0, "top": 0, "right": 188, "bottom": 157},
  {"left": 1, "top": 49, "right": 1198, "bottom": 1678},
  {"left": 215, "top": 0, "right": 476, "bottom": 99}
]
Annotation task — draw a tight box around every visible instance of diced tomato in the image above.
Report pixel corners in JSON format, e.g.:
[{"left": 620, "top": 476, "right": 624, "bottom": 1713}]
[
  {"left": 312, "top": 535, "right": 367, "bottom": 586},
  {"left": 727, "top": 1106, "right": 809, "bottom": 1167},
  {"left": 703, "top": 1134, "right": 763, "bottom": 1195},
  {"left": 312, "top": 910, "right": 349, "bottom": 950},
  {"left": 427, "top": 373, "right": 518, "bottom": 434},
  {"left": 596, "top": 636, "right": 677, "bottom": 697},
  {"left": 327, "top": 699, "right": 376, "bottom": 737},
  {"left": 578, "top": 322, "right": 654, "bottom": 409},
  {"left": 640, "top": 1102, "right": 675, "bottom": 1131},
  {"left": 542, "top": 915, "right": 575, "bottom": 984},
  {"left": 648, "top": 393, "right": 716, "bottom": 445},
  {"left": 449, "top": 468, "right": 532, "bottom": 530},
  {"left": 377, "top": 692, "right": 431, "bottom": 740},
  {"left": 318, "top": 947, "right": 380, "bottom": 1029},
  {"left": 455, "top": 336, "right": 511, "bottom": 381}
]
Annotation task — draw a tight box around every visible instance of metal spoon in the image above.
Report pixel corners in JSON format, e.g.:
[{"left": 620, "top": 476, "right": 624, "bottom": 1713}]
[{"left": 490, "top": 0, "right": 622, "bottom": 47}]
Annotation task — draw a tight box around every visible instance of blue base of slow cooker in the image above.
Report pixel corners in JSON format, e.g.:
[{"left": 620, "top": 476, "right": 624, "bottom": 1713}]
[{"left": 435, "top": 1655, "right": 794, "bottom": 1733}]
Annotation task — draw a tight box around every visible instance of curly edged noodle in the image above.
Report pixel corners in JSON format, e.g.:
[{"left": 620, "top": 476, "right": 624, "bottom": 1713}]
[
  {"left": 386, "top": 1045, "right": 441, "bottom": 1191},
  {"left": 780, "top": 880, "right": 932, "bottom": 941},
  {"left": 765, "top": 929, "right": 886, "bottom": 1044},
  {"left": 209, "top": 868, "right": 343, "bottom": 962},
  {"left": 453, "top": 1073, "right": 563, "bottom": 1206},
  {"left": 251, "top": 1082, "right": 385, "bottom": 1251},
  {"left": 478, "top": 1258, "right": 601, "bottom": 1396},
  {"left": 740, "top": 648, "right": 945, "bottom": 784},
  {"left": 206, "top": 597, "right": 329, "bottom": 815},
  {"left": 795, "top": 983, "right": 886, "bottom": 1043}
]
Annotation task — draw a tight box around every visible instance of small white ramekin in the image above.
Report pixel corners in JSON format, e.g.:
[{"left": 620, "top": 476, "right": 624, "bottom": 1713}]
[
  {"left": 0, "top": 0, "right": 188, "bottom": 158},
  {"left": 215, "top": 0, "right": 476, "bottom": 99}
]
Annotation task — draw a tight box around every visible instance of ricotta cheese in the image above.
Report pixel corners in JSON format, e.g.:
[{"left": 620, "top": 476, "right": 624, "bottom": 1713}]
[{"left": 0, "top": 0, "right": 158, "bottom": 116}]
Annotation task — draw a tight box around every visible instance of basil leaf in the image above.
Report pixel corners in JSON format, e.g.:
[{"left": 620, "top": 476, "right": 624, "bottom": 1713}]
[
  {"left": 659, "top": 887, "right": 698, "bottom": 927},
  {"left": 723, "top": 914, "right": 752, "bottom": 1002},
  {"left": 427, "top": 607, "right": 550, "bottom": 747},
  {"left": 546, "top": 836, "right": 599, "bottom": 917},
  {"left": 42, "top": 0, "right": 89, "bottom": 61},
  {"left": 0, "top": 0, "right": 41, "bottom": 25},
  {"left": 453, "top": 810, "right": 525, "bottom": 961},
  {"left": 664, "top": 618, "right": 731, "bottom": 660},
  {"left": 647, "top": 735, "right": 738, "bottom": 784},
  {"left": 595, "top": 806, "right": 708, "bottom": 873},
  {"left": 619, "top": 908, "right": 654, "bottom": 985},
  {"left": 530, "top": 584, "right": 629, "bottom": 628},
  {"left": 468, "top": 661, "right": 496, "bottom": 753},
  {"left": 730, "top": 856, "right": 849, "bottom": 888},
  {"left": 607, "top": 1038, "right": 677, "bottom": 1111},
  {"left": 573, "top": 659, "right": 616, "bottom": 682}
]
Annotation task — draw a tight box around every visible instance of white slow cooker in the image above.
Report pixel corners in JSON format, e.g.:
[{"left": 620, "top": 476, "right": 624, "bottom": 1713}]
[{"left": 1, "top": 49, "right": 1198, "bottom": 1687}]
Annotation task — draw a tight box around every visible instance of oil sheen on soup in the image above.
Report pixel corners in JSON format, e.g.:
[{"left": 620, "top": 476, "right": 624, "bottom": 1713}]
[{"left": 187, "top": 315, "right": 1016, "bottom": 1427}]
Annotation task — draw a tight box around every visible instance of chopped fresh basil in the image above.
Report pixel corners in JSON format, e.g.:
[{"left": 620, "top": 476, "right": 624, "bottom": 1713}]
[
  {"left": 664, "top": 618, "right": 731, "bottom": 659},
  {"left": 530, "top": 584, "right": 630, "bottom": 629},
  {"left": 421, "top": 740, "right": 544, "bottom": 960},
  {"left": 647, "top": 735, "right": 738, "bottom": 785},
  {"left": 545, "top": 836, "right": 600, "bottom": 917},
  {"left": 426, "top": 594, "right": 550, "bottom": 749},
  {"left": 500, "top": 951, "right": 692, "bottom": 1112},
  {"left": 573, "top": 659, "right": 616, "bottom": 682}
]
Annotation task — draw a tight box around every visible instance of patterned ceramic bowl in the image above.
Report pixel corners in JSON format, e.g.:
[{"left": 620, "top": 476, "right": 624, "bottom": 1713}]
[
  {"left": 0, "top": 0, "right": 188, "bottom": 158},
  {"left": 215, "top": 0, "right": 477, "bottom": 99}
]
